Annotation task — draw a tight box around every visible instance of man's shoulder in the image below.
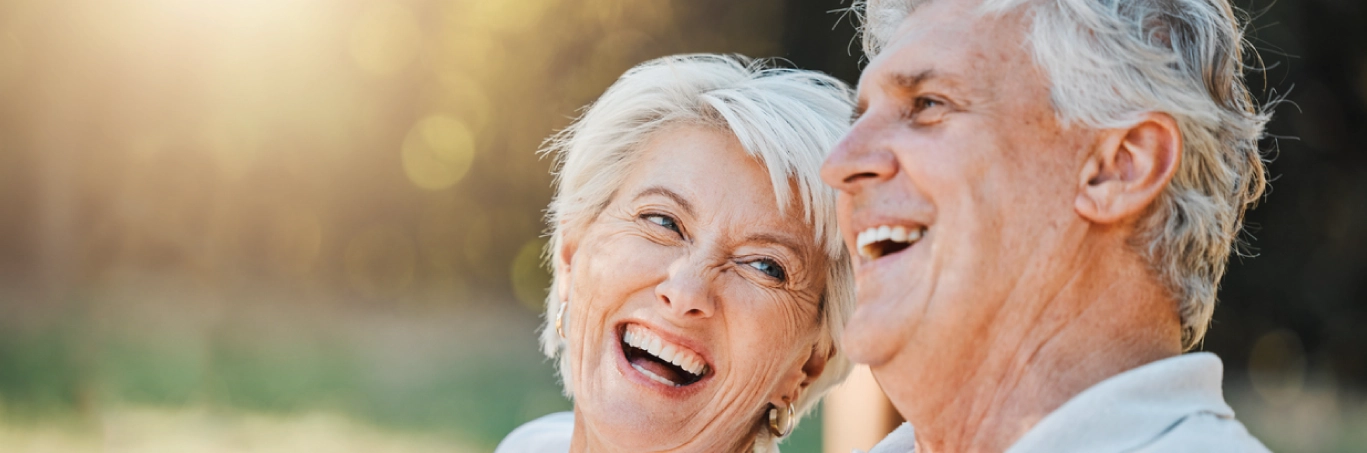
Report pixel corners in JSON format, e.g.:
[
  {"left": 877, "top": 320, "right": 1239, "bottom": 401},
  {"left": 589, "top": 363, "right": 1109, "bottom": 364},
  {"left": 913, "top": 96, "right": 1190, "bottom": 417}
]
[
  {"left": 494, "top": 412, "right": 574, "bottom": 453},
  {"left": 1131, "top": 411, "right": 1270, "bottom": 453},
  {"left": 1007, "top": 353, "right": 1270, "bottom": 452}
]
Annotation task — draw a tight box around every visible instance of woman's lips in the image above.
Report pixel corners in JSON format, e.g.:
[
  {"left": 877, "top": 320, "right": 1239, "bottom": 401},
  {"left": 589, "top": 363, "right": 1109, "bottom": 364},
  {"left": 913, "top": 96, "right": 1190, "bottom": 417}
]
[{"left": 618, "top": 323, "right": 712, "bottom": 388}]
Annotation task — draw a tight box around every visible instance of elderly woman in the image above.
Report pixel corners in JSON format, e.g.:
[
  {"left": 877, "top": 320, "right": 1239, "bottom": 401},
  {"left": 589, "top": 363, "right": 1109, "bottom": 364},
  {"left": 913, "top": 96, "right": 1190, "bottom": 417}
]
[{"left": 495, "top": 54, "right": 856, "bottom": 452}]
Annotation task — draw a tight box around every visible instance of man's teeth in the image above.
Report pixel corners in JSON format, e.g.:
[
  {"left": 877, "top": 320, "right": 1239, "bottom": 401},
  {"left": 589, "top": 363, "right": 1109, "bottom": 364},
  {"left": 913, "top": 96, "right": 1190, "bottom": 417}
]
[
  {"left": 624, "top": 325, "right": 709, "bottom": 377},
  {"left": 856, "top": 225, "right": 925, "bottom": 259}
]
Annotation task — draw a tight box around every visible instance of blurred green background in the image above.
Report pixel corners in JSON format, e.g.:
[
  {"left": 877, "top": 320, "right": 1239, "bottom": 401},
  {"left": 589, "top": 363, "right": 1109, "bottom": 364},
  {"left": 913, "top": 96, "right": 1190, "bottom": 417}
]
[{"left": 0, "top": 0, "right": 1361, "bottom": 452}]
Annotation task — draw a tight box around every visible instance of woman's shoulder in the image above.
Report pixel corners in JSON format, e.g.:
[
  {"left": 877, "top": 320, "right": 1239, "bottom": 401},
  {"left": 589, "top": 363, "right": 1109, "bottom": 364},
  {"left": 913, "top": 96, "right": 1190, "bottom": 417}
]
[{"left": 494, "top": 412, "right": 574, "bottom": 453}]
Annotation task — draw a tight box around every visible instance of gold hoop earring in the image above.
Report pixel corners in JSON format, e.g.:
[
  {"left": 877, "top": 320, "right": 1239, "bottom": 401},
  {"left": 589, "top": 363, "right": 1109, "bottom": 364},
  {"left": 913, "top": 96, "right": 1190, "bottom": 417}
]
[
  {"left": 555, "top": 300, "right": 567, "bottom": 339},
  {"left": 767, "top": 402, "right": 794, "bottom": 438}
]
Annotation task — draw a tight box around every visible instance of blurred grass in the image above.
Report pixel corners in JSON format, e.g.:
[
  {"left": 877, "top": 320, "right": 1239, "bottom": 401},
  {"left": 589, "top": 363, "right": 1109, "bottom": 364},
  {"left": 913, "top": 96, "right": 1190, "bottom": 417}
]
[
  {"left": 5, "top": 287, "right": 1364, "bottom": 453},
  {"left": 0, "top": 291, "right": 826, "bottom": 452}
]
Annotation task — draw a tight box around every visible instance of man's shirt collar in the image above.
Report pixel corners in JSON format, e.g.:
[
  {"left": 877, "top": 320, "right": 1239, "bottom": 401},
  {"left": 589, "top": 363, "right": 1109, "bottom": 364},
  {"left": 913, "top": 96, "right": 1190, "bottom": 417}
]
[{"left": 1005, "top": 352, "right": 1234, "bottom": 452}]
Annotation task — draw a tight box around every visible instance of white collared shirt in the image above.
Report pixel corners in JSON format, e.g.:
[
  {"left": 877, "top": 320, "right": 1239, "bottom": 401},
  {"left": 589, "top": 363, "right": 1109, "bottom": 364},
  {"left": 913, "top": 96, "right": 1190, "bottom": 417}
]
[
  {"left": 495, "top": 412, "right": 573, "bottom": 453},
  {"left": 866, "top": 352, "right": 1271, "bottom": 452}
]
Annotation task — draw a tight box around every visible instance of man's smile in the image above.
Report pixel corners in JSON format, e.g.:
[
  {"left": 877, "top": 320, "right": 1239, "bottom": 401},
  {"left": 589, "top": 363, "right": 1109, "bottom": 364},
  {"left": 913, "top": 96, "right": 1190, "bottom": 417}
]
[{"left": 855, "top": 224, "right": 927, "bottom": 260}]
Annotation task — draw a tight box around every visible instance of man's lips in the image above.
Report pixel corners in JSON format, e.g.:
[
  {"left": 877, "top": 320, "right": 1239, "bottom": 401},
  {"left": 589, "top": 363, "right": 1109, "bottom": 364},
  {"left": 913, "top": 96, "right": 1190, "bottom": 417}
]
[{"left": 854, "top": 224, "right": 927, "bottom": 260}]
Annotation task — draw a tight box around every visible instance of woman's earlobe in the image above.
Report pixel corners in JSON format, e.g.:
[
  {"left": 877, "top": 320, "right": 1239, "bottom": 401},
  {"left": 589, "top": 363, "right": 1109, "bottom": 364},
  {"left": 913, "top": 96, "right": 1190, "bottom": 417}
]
[{"left": 554, "top": 227, "right": 580, "bottom": 304}]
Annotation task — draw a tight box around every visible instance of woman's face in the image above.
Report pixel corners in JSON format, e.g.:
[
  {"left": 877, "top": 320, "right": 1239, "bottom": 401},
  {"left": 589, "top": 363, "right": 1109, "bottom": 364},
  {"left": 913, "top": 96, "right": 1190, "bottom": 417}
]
[{"left": 557, "top": 125, "right": 831, "bottom": 452}]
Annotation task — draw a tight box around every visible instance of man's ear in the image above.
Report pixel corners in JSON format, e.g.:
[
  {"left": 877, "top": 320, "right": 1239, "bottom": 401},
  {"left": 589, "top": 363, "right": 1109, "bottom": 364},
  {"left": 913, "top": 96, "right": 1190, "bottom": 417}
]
[
  {"left": 554, "top": 222, "right": 581, "bottom": 304},
  {"left": 1075, "top": 112, "right": 1183, "bottom": 224}
]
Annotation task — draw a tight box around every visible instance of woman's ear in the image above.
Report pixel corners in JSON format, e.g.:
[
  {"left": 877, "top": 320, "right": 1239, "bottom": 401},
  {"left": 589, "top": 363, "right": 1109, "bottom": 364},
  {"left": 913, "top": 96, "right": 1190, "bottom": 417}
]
[
  {"left": 771, "top": 343, "right": 833, "bottom": 407},
  {"left": 554, "top": 222, "right": 581, "bottom": 304},
  {"left": 1075, "top": 112, "right": 1183, "bottom": 224}
]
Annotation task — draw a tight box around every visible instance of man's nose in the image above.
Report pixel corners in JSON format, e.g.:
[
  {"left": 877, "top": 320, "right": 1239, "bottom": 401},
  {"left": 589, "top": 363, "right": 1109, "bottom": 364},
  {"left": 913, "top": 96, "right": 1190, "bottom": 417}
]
[
  {"left": 655, "top": 256, "right": 716, "bottom": 320},
  {"left": 821, "top": 121, "right": 899, "bottom": 193}
]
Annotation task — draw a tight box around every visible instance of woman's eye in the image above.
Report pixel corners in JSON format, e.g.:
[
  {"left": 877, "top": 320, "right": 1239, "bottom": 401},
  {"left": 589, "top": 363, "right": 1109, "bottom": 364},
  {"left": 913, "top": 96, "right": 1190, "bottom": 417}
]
[
  {"left": 747, "top": 259, "right": 787, "bottom": 282},
  {"left": 644, "top": 214, "right": 681, "bottom": 235}
]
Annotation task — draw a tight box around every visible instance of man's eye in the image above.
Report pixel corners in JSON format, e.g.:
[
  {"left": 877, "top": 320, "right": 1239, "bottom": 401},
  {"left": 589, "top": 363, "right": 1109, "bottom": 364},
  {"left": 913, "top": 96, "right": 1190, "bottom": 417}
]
[
  {"left": 901, "top": 96, "right": 949, "bottom": 124},
  {"left": 915, "top": 97, "right": 943, "bottom": 110},
  {"left": 644, "top": 214, "right": 681, "bottom": 235},
  {"left": 747, "top": 259, "right": 787, "bottom": 282}
]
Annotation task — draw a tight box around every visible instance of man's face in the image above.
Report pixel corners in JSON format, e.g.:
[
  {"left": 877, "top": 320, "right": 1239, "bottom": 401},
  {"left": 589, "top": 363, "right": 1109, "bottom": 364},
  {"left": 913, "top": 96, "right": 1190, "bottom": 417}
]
[{"left": 822, "top": 0, "right": 1094, "bottom": 384}]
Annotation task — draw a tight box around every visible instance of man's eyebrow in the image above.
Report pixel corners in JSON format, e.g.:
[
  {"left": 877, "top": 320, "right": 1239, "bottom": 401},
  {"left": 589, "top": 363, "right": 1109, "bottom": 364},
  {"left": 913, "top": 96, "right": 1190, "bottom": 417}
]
[
  {"left": 851, "top": 99, "right": 868, "bottom": 123},
  {"left": 889, "top": 69, "right": 938, "bottom": 92},
  {"left": 633, "top": 186, "right": 695, "bottom": 217}
]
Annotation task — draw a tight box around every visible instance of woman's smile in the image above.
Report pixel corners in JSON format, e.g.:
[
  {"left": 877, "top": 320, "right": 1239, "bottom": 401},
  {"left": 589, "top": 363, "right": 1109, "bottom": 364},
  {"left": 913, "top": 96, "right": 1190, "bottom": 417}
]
[{"left": 615, "top": 322, "right": 715, "bottom": 391}]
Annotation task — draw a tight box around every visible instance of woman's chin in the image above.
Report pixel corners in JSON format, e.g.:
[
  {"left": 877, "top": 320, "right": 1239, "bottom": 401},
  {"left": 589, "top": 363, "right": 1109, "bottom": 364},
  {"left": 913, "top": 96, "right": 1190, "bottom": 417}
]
[
  {"left": 582, "top": 395, "right": 701, "bottom": 451},
  {"left": 574, "top": 356, "right": 718, "bottom": 449}
]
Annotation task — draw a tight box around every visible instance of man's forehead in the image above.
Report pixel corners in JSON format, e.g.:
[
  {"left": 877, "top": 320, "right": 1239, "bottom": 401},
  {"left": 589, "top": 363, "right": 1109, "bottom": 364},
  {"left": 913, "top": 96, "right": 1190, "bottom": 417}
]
[{"left": 858, "top": 1, "right": 1028, "bottom": 94}]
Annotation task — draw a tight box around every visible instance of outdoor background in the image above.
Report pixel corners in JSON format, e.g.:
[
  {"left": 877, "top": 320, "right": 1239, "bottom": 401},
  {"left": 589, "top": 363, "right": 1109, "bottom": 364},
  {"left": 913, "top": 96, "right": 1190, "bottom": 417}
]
[{"left": 0, "top": 0, "right": 1362, "bottom": 452}]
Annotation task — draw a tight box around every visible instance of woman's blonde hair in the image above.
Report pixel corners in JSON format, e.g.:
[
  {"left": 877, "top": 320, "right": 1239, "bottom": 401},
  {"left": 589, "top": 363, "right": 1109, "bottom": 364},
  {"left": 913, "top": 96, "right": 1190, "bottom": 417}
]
[{"left": 538, "top": 54, "right": 855, "bottom": 451}]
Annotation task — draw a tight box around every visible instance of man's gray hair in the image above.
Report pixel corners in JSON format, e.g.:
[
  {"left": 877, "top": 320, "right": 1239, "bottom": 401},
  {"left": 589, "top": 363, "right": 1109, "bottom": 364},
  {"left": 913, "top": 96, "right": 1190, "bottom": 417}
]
[
  {"left": 853, "top": 0, "right": 1270, "bottom": 349},
  {"left": 539, "top": 54, "right": 855, "bottom": 451}
]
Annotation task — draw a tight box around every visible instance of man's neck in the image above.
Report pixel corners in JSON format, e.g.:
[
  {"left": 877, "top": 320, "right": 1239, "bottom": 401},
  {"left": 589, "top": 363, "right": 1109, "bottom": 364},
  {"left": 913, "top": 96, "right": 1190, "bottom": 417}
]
[{"left": 882, "top": 251, "right": 1183, "bottom": 453}]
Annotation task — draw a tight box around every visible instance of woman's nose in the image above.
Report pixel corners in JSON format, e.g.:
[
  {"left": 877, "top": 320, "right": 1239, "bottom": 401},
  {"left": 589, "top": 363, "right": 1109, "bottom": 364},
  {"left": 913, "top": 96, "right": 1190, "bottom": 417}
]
[
  {"left": 821, "top": 120, "right": 899, "bottom": 194},
  {"left": 655, "top": 257, "right": 716, "bottom": 319}
]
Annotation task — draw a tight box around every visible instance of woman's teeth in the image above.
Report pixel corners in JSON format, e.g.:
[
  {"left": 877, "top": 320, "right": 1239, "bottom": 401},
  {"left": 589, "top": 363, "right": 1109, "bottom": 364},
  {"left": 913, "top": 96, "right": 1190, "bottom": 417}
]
[
  {"left": 624, "top": 324, "right": 709, "bottom": 378},
  {"left": 632, "top": 363, "right": 678, "bottom": 387},
  {"left": 856, "top": 225, "right": 925, "bottom": 260}
]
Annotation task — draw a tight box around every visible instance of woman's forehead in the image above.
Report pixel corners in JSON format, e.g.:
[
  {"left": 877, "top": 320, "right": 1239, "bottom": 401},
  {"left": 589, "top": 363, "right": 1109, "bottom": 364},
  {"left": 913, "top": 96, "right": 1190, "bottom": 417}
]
[{"left": 623, "top": 126, "right": 817, "bottom": 245}]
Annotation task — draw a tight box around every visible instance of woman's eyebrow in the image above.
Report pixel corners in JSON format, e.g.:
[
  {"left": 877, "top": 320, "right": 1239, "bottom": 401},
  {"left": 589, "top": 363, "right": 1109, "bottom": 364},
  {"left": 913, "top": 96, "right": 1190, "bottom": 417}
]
[
  {"left": 632, "top": 186, "right": 695, "bottom": 217},
  {"left": 743, "top": 233, "right": 804, "bottom": 258}
]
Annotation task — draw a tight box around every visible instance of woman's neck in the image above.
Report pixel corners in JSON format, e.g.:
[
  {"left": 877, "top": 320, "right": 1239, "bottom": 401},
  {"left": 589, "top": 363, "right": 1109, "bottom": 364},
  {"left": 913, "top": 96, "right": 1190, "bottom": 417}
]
[{"left": 568, "top": 408, "right": 763, "bottom": 453}]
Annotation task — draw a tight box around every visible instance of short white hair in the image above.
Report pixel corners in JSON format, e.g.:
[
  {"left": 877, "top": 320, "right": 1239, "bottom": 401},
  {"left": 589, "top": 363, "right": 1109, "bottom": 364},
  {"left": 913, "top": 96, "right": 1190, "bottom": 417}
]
[
  {"left": 538, "top": 54, "right": 855, "bottom": 451},
  {"left": 853, "top": 0, "right": 1270, "bottom": 349}
]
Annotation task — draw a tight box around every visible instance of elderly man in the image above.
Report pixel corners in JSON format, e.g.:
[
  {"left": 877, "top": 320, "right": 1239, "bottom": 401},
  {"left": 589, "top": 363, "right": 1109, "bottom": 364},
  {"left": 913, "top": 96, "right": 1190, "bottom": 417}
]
[{"left": 822, "top": 0, "right": 1273, "bottom": 451}]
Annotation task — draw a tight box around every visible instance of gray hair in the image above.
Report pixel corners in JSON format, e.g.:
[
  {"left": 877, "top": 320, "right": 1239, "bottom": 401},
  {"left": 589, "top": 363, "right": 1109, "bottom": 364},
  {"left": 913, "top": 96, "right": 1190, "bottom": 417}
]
[
  {"left": 538, "top": 54, "right": 855, "bottom": 451},
  {"left": 853, "top": 0, "right": 1270, "bottom": 349}
]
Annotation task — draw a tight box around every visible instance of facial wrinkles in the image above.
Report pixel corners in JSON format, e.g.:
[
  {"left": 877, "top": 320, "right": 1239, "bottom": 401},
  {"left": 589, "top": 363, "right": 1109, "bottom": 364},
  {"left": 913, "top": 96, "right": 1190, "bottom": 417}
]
[
  {"left": 568, "top": 207, "right": 688, "bottom": 390},
  {"left": 841, "top": 6, "right": 1039, "bottom": 418},
  {"left": 651, "top": 263, "right": 817, "bottom": 451},
  {"left": 705, "top": 337, "right": 799, "bottom": 433},
  {"left": 968, "top": 48, "right": 1079, "bottom": 328},
  {"left": 565, "top": 125, "right": 843, "bottom": 453},
  {"left": 897, "top": 8, "right": 1118, "bottom": 447},
  {"left": 694, "top": 226, "right": 821, "bottom": 447},
  {"left": 625, "top": 198, "right": 822, "bottom": 449}
]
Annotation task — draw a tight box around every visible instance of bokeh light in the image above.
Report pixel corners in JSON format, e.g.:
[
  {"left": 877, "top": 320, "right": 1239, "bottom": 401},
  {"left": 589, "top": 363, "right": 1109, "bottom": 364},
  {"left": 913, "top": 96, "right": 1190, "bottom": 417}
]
[
  {"left": 401, "top": 114, "right": 478, "bottom": 191},
  {"left": 1249, "top": 328, "right": 1308, "bottom": 406},
  {"left": 349, "top": 2, "right": 422, "bottom": 77},
  {"left": 510, "top": 238, "right": 551, "bottom": 312}
]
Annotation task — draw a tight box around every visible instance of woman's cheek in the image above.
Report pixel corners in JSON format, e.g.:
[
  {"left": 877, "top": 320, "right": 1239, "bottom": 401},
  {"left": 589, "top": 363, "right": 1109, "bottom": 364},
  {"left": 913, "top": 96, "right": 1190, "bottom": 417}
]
[
  {"left": 583, "top": 234, "right": 672, "bottom": 284},
  {"left": 725, "top": 285, "right": 818, "bottom": 362},
  {"left": 747, "top": 286, "right": 819, "bottom": 342}
]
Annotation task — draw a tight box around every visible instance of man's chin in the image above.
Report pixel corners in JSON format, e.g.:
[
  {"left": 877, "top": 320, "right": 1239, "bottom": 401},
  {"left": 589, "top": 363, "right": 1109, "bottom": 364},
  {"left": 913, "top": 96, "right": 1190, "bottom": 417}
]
[{"left": 840, "top": 316, "right": 905, "bottom": 367}]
